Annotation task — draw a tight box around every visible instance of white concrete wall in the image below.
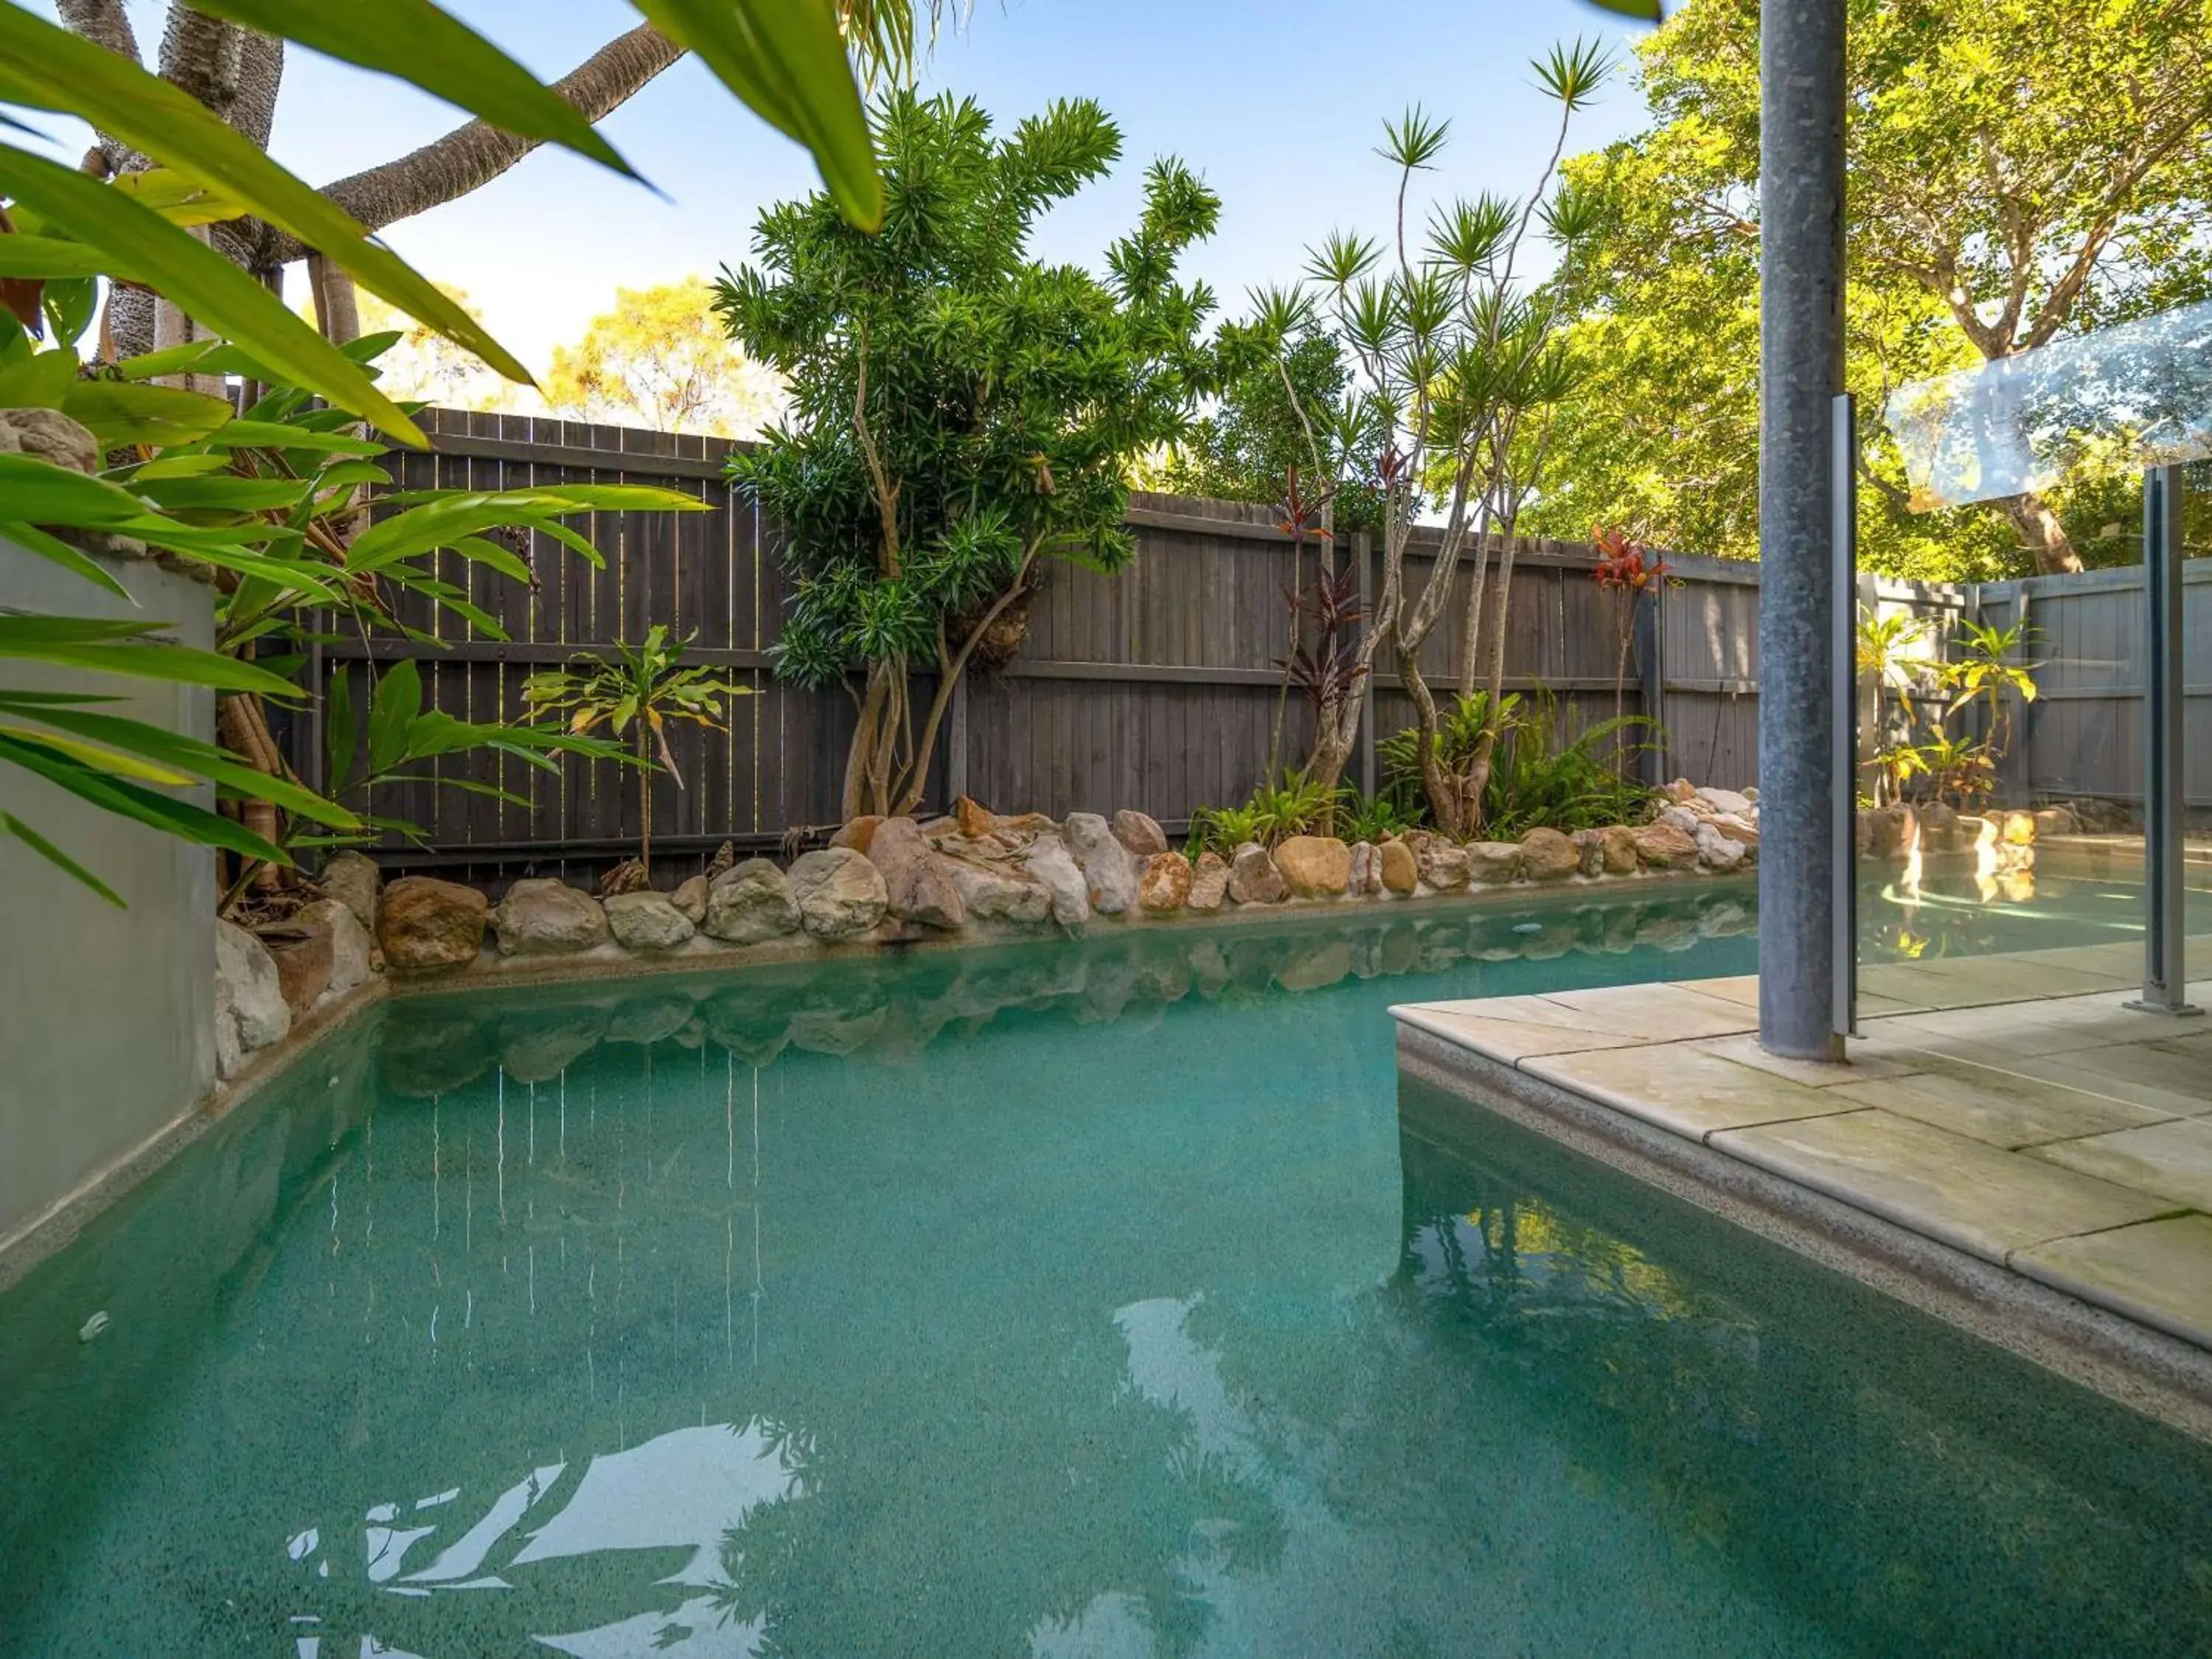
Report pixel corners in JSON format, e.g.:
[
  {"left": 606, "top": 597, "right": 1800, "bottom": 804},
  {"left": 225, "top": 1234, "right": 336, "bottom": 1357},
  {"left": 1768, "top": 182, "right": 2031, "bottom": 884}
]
[{"left": 0, "top": 541, "right": 217, "bottom": 1246}]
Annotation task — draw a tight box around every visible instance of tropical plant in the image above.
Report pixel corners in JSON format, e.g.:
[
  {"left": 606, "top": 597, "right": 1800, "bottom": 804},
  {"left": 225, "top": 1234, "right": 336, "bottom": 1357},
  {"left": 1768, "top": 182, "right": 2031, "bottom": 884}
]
[
  {"left": 1269, "top": 505, "right": 1367, "bottom": 796},
  {"left": 1304, "top": 41, "right": 1613, "bottom": 835},
  {"left": 1337, "top": 789, "right": 1413, "bottom": 846},
  {"left": 1190, "top": 772, "right": 1347, "bottom": 855},
  {"left": 718, "top": 88, "right": 1222, "bottom": 821},
  {"left": 1590, "top": 524, "right": 1668, "bottom": 738},
  {"left": 0, "top": 0, "right": 886, "bottom": 900},
  {"left": 523, "top": 627, "right": 753, "bottom": 874},
  {"left": 1913, "top": 731, "right": 1997, "bottom": 811},
  {"left": 1379, "top": 690, "right": 1660, "bottom": 838},
  {"left": 44, "top": 0, "right": 947, "bottom": 355},
  {"left": 1941, "top": 617, "right": 2039, "bottom": 759}
]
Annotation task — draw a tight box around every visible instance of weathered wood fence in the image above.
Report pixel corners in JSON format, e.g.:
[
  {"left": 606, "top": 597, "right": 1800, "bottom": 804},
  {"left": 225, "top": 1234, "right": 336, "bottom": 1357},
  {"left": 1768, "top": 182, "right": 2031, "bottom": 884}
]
[{"left": 302, "top": 410, "right": 2203, "bottom": 881}]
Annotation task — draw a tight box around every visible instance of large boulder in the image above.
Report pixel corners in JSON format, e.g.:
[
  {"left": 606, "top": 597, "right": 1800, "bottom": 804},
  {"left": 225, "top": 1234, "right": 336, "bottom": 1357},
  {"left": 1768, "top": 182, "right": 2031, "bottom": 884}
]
[
  {"left": 1632, "top": 821, "right": 1698, "bottom": 869},
  {"left": 1, "top": 407, "right": 101, "bottom": 473},
  {"left": 1227, "top": 842, "right": 1287, "bottom": 905},
  {"left": 788, "top": 846, "right": 888, "bottom": 939},
  {"left": 1377, "top": 838, "right": 1418, "bottom": 895},
  {"left": 830, "top": 815, "right": 884, "bottom": 855},
  {"left": 1571, "top": 829, "right": 1605, "bottom": 877},
  {"left": 1275, "top": 835, "right": 1352, "bottom": 897},
  {"left": 939, "top": 854, "right": 1054, "bottom": 926},
  {"left": 1598, "top": 825, "right": 1641, "bottom": 875},
  {"left": 2033, "top": 805, "right": 2077, "bottom": 841},
  {"left": 299, "top": 898, "right": 374, "bottom": 998},
  {"left": 493, "top": 877, "right": 609, "bottom": 956},
  {"left": 866, "top": 816, "right": 965, "bottom": 930},
  {"left": 954, "top": 796, "right": 998, "bottom": 839},
  {"left": 704, "top": 858, "right": 802, "bottom": 943},
  {"left": 214, "top": 919, "right": 291, "bottom": 1079},
  {"left": 1063, "top": 812, "right": 1140, "bottom": 916},
  {"left": 1519, "top": 827, "right": 1580, "bottom": 883},
  {"left": 605, "top": 890, "right": 698, "bottom": 952},
  {"left": 1703, "top": 813, "right": 1759, "bottom": 847},
  {"left": 1408, "top": 832, "right": 1470, "bottom": 891},
  {"left": 378, "top": 876, "right": 487, "bottom": 971},
  {"left": 1138, "top": 852, "right": 1192, "bottom": 914},
  {"left": 1113, "top": 809, "right": 1169, "bottom": 857},
  {"left": 1695, "top": 821, "right": 1748, "bottom": 872},
  {"left": 1694, "top": 786, "right": 1756, "bottom": 818},
  {"left": 319, "top": 849, "right": 382, "bottom": 933},
  {"left": 260, "top": 921, "right": 333, "bottom": 1016},
  {"left": 1020, "top": 833, "right": 1092, "bottom": 929},
  {"left": 1187, "top": 850, "right": 1230, "bottom": 911},
  {"left": 1919, "top": 800, "right": 1961, "bottom": 850},
  {"left": 1465, "top": 841, "right": 1523, "bottom": 885},
  {"left": 670, "top": 873, "right": 710, "bottom": 925},
  {"left": 2002, "top": 809, "right": 2039, "bottom": 846},
  {"left": 1348, "top": 841, "right": 1381, "bottom": 897}
]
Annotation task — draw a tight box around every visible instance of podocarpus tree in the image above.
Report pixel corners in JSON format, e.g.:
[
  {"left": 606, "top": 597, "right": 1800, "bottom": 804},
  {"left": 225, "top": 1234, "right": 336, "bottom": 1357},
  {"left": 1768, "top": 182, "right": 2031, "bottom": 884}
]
[
  {"left": 717, "top": 90, "right": 1222, "bottom": 821},
  {"left": 1304, "top": 43, "right": 1609, "bottom": 836},
  {"left": 1529, "top": 0, "right": 2212, "bottom": 577}
]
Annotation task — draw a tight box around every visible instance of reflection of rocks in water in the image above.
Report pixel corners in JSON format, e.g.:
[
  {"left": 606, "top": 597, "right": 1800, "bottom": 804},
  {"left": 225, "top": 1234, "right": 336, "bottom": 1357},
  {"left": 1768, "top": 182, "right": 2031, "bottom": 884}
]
[
  {"left": 603, "top": 994, "right": 693, "bottom": 1046},
  {"left": 1276, "top": 938, "right": 1352, "bottom": 992},
  {"left": 1132, "top": 949, "right": 1193, "bottom": 1006},
  {"left": 704, "top": 992, "right": 789, "bottom": 1068},
  {"left": 1517, "top": 921, "right": 1576, "bottom": 962},
  {"left": 1078, "top": 952, "right": 1139, "bottom": 1023},
  {"left": 1601, "top": 905, "right": 1643, "bottom": 953},
  {"left": 380, "top": 1008, "right": 491, "bottom": 1097},
  {"left": 1225, "top": 936, "right": 1287, "bottom": 995},
  {"left": 1377, "top": 922, "right": 1420, "bottom": 978},
  {"left": 1635, "top": 911, "right": 1700, "bottom": 951},
  {"left": 1697, "top": 900, "right": 1750, "bottom": 939},
  {"left": 498, "top": 1006, "right": 611, "bottom": 1082},
  {"left": 787, "top": 1003, "right": 889, "bottom": 1056},
  {"left": 1187, "top": 939, "right": 1231, "bottom": 1000}
]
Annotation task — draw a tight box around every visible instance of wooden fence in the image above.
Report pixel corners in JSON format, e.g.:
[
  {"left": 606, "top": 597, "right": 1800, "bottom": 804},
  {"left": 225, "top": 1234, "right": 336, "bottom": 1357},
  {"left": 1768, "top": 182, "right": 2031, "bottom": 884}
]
[
  {"left": 296, "top": 410, "right": 1775, "bottom": 880},
  {"left": 309, "top": 408, "right": 2210, "bottom": 882}
]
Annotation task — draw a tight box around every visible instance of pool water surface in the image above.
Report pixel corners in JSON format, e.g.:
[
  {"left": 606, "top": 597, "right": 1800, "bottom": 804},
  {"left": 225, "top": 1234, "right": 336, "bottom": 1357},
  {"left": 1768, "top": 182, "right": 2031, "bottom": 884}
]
[{"left": 3, "top": 881, "right": 2210, "bottom": 1656}]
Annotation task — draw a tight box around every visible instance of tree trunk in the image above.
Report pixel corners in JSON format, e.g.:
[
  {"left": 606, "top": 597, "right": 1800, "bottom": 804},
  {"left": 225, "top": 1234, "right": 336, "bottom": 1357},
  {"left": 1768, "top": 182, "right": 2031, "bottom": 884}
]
[
  {"left": 637, "top": 723, "right": 653, "bottom": 873},
  {"left": 1997, "top": 490, "right": 2084, "bottom": 575},
  {"left": 1455, "top": 543, "right": 1522, "bottom": 833}
]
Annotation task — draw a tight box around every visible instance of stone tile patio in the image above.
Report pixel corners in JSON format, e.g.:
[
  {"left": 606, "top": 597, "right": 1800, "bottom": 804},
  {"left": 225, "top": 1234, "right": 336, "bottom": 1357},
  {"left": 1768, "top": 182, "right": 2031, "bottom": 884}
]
[{"left": 1394, "top": 946, "right": 2212, "bottom": 1354}]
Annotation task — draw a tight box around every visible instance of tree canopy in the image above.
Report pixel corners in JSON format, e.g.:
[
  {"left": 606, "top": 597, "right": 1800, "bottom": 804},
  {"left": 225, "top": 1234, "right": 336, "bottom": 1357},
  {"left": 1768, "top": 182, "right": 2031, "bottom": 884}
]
[
  {"left": 546, "top": 276, "right": 784, "bottom": 437},
  {"left": 1526, "top": 0, "right": 2212, "bottom": 579},
  {"left": 717, "top": 89, "right": 1222, "bottom": 818}
]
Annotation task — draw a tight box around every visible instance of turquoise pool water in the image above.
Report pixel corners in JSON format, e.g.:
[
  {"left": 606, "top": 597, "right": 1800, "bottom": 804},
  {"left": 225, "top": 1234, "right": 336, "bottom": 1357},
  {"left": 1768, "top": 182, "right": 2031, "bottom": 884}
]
[{"left": 4, "top": 880, "right": 2211, "bottom": 1656}]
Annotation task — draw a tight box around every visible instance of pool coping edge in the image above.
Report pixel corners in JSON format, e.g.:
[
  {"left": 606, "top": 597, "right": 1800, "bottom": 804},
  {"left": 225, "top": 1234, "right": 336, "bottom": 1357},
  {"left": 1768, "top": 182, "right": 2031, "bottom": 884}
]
[{"left": 1396, "top": 1020, "right": 2212, "bottom": 1444}]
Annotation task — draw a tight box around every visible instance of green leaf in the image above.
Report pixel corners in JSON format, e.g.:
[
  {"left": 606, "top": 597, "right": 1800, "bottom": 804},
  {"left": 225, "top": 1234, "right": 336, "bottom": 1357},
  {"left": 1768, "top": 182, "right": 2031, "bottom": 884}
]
[
  {"left": 15, "top": 702, "right": 360, "bottom": 827},
  {"left": 108, "top": 167, "right": 247, "bottom": 226},
  {"left": 183, "top": 0, "right": 639, "bottom": 181},
  {"left": 0, "top": 233, "right": 125, "bottom": 279},
  {"left": 0, "top": 731, "right": 291, "bottom": 866},
  {"left": 367, "top": 658, "right": 422, "bottom": 775},
  {"left": 327, "top": 664, "right": 358, "bottom": 788},
  {"left": 1, "top": 810, "right": 125, "bottom": 905},
  {"left": 0, "top": 7, "right": 531, "bottom": 388},
  {"left": 62, "top": 379, "right": 235, "bottom": 449},
  {"left": 0, "top": 519, "right": 131, "bottom": 599},
  {"left": 133, "top": 474, "right": 313, "bottom": 513},
  {"left": 0, "top": 451, "right": 153, "bottom": 524},
  {"left": 0, "top": 717, "right": 195, "bottom": 785},
  {"left": 0, "top": 346, "right": 78, "bottom": 408},
  {"left": 0, "top": 614, "right": 305, "bottom": 699},
  {"left": 0, "top": 146, "right": 427, "bottom": 443},
  {"left": 626, "top": 0, "right": 883, "bottom": 231},
  {"left": 201, "top": 420, "right": 386, "bottom": 456}
]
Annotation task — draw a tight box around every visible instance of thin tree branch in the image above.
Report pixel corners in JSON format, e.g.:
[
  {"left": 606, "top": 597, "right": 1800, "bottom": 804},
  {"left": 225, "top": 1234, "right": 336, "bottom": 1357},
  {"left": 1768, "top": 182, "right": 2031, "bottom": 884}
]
[{"left": 253, "top": 23, "right": 684, "bottom": 265}]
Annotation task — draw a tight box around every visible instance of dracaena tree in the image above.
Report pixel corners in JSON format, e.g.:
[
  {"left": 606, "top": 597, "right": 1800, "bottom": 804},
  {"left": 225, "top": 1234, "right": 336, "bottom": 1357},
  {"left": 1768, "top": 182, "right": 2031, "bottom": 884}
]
[
  {"left": 1304, "top": 41, "right": 1611, "bottom": 835},
  {"left": 718, "top": 90, "right": 1222, "bottom": 821}
]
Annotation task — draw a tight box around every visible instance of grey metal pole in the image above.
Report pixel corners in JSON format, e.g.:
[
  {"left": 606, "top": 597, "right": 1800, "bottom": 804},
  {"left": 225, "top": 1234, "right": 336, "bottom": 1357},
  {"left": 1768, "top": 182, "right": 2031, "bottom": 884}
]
[
  {"left": 1830, "top": 393, "right": 1858, "bottom": 1040},
  {"left": 2128, "top": 465, "right": 2199, "bottom": 1017},
  {"left": 1757, "top": 0, "right": 1849, "bottom": 1060}
]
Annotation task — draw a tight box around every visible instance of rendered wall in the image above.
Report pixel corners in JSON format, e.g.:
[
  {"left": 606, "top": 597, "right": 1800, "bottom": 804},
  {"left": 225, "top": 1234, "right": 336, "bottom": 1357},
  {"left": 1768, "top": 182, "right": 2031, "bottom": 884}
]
[{"left": 0, "top": 541, "right": 217, "bottom": 1247}]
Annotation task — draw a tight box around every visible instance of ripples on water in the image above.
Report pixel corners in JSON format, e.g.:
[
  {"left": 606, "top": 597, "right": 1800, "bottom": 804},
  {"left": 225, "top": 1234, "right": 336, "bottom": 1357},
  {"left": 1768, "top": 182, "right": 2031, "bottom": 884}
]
[{"left": 3, "top": 883, "right": 2209, "bottom": 1657}]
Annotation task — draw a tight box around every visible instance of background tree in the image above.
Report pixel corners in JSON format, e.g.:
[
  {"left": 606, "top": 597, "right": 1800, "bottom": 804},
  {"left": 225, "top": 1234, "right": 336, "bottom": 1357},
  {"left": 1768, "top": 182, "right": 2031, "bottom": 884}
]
[
  {"left": 1528, "top": 0, "right": 2212, "bottom": 577},
  {"left": 545, "top": 276, "right": 783, "bottom": 437},
  {"left": 49, "top": 0, "right": 953, "bottom": 355},
  {"left": 355, "top": 283, "right": 521, "bottom": 412},
  {"left": 1156, "top": 325, "right": 1382, "bottom": 529},
  {"left": 719, "top": 89, "right": 1222, "bottom": 821}
]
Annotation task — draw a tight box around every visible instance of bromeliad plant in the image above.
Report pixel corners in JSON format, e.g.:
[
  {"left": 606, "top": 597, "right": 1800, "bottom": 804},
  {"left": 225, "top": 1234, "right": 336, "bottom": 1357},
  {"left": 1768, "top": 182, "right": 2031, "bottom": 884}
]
[{"left": 523, "top": 627, "right": 752, "bottom": 875}]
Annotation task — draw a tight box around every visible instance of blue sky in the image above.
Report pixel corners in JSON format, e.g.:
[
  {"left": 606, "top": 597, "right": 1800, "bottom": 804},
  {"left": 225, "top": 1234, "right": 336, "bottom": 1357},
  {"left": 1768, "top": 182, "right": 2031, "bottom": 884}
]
[{"left": 33, "top": 1, "right": 1660, "bottom": 375}]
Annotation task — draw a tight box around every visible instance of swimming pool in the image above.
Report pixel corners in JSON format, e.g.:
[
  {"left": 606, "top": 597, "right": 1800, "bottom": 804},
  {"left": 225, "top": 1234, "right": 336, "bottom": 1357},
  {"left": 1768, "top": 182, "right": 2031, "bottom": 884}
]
[{"left": 3, "top": 881, "right": 2209, "bottom": 1655}]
